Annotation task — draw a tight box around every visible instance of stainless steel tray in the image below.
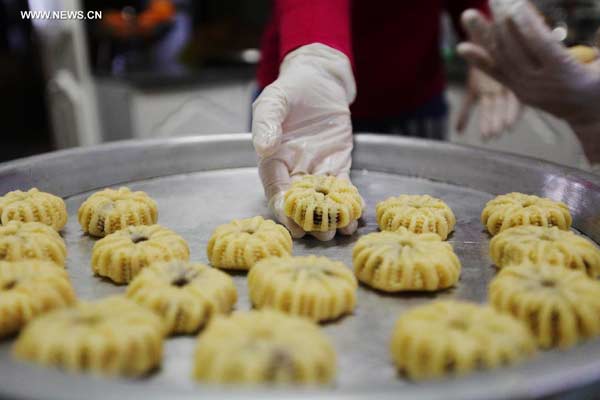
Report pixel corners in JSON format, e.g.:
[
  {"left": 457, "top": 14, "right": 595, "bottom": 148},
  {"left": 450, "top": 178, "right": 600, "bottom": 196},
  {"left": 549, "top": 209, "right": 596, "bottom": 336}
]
[{"left": 1, "top": 134, "right": 599, "bottom": 400}]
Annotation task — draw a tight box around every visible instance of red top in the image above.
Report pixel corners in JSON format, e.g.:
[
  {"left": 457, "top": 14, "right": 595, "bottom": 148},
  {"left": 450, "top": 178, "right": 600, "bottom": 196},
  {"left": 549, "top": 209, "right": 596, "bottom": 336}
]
[{"left": 257, "top": 0, "right": 490, "bottom": 119}]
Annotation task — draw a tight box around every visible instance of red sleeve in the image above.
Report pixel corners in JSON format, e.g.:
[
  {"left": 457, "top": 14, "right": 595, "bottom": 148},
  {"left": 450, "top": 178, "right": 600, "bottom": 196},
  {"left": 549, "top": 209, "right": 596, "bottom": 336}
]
[
  {"left": 445, "top": 0, "right": 491, "bottom": 39},
  {"left": 275, "top": 0, "right": 352, "bottom": 63}
]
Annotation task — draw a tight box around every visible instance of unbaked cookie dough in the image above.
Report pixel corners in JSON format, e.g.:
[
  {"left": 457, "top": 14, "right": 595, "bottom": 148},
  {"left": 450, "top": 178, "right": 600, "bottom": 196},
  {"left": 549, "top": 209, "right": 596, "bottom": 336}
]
[
  {"left": 489, "top": 264, "right": 600, "bottom": 349},
  {"left": 91, "top": 224, "right": 189, "bottom": 284},
  {"left": 481, "top": 192, "right": 571, "bottom": 236},
  {"left": 0, "top": 221, "right": 67, "bottom": 266},
  {"left": 78, "top": 187, "right": 158, "bottom": 237},
  {"left": 0, "top": 188, "right": 67, "bottom": 231},
  {"left": 207, "top": 216, "right": 292, "bottom": 270},
  {"left": 284, "top": 175, "right": 363, "bottom": 232},
  {"left": 193, "top": 309, "right": 336, "bottom": 385},
  {"left": 248, "top": 255, "right": 357, "bottom": 322},
  {"left": 490, "top": 225, "right": 600, "bottom": 278},
  {"left": 126, "top": 260, "right": 237, "bottom": 335},
  {"left": 13, "top": 296, "right": 165, "bottom": 377},
  {"left": 390, "top": 300, "right": 536, "bottom": 380},
  {"left": 0, "top": 261, "right": 75, "bottom": 338},
  {"left": 353, "top": 230, "right": 461, "bottom": 292},
  {"left": 376, "top": 195, "right": 456, "bottom": 240}
]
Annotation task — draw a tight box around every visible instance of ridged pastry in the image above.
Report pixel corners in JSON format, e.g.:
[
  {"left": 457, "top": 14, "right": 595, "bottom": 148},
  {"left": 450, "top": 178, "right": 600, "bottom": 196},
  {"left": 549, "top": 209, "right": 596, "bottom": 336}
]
[
  {"left": 248, "top": 255, "right": 357, "bottom": 322},
  {"left": 390, "top": 300, "right": 536, "bottom": 380},
  {"left": 78, "top": 187, "right": 158, "bottom": 237},
  {"left": 0, "top": 260, "right": 75, "bottom": 338},
  {"left": 353, "top": 230, "right": 461, "bottom": 292},
  {"left": 91, "top": 224, "right": 189, "bottom": 284},
  {"left": 489, "top": 264, "right": 600, "bottom": 349},
  {"left": 481, "top": 192, "right": 571, "bottom": 236},
  {"left": 13, "top": 296, "right": 165, "bottom": 377},
  {"left": 283, "top": 175, "right": 363, "bottom": 232},
  {"left": 207, "top": 216, "right": 292, "bottom": 270},
  {"left": 126, "top": 260, "right": 237, "bottom": 335},
  {"left": 490, "top": 226, "right": 600, "bottom": 278},
  {"left": 0, "top": 188, "right": 67, "bottom": 231},
  {"left": 376, "top": 195, "right": 456, "bottom": 240},
  {"left": 0, "top": 221, "right": 67, "bottom": 266},
  {"left": 193, "top": 309, "right": 336, "bottom": 384}
]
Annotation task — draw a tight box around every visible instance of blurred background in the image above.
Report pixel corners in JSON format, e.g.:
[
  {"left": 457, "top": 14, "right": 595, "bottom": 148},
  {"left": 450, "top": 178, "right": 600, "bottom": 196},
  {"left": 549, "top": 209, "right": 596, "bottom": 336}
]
[{"left": 0, "top": 0, "right": 598, "bottom": 170}]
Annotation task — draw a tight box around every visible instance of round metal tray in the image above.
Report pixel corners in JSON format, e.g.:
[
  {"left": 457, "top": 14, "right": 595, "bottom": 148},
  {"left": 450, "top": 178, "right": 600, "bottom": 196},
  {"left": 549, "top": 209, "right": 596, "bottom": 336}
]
[{"left": 1, "top": 134, "right": 599, "bottom": 400}]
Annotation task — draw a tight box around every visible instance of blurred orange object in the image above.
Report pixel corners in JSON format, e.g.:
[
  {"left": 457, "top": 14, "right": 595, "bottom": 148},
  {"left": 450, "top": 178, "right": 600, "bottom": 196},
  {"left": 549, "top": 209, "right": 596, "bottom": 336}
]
[{"left": 149, "top": 0, "right": 175, "bottom": 21}]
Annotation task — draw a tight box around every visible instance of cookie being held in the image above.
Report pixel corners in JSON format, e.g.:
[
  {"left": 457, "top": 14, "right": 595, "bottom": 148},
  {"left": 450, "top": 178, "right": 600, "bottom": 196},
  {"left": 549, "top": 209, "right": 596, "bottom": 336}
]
[{"left": 284, "top": 175, "right": 363, "bottom": 232}]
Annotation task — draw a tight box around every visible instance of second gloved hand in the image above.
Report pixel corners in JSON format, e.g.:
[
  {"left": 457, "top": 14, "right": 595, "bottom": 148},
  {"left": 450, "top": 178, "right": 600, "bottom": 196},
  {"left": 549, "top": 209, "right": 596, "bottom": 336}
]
[
  {"left": 457, "top": 0, "right": 600, "bottom": 127},
  {"left": 252, "top": 43, "right": 359, "bottom": 241}
]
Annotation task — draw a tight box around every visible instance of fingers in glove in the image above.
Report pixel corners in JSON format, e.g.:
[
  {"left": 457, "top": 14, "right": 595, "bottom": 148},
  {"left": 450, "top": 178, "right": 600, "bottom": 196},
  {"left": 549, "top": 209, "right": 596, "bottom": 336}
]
[
  {"left": 457, "top": 43, "right": 503, "bottom": 82},
  {"left": 259, "top": 157, "right": 291, "bottom": 201},
  {"left": 309, "top": 230, "right": 337, "bottom": 241},
  {"left": 456, "top": 86, "right": 477, "bottom": 133},
  {"left": 338, "top": 220, "right": 358, "bottom": 236},
  {"left": 479, "top": 95, "right": 495, "bottom": 139},
  {"left": 252, "top": 84, "right": 288, "bottom": 158},
  {"left": 461, "top": 9, "right": 494, "bottom": 48},
  {"left": 268, "top": 191, "right": 306, "bottom": 239},
  {"left": 504, "top": 91, "right": 521, "bottom": 131},
  {"left": 492, "top": 0, "right": 565, "bottom": 72}
]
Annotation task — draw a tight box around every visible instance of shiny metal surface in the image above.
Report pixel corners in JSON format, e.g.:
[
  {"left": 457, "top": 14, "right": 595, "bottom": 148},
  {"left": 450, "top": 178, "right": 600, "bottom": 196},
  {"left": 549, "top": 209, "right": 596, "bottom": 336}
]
[{"left": 0, "top": 133, "right": 599, "bottom": 400}]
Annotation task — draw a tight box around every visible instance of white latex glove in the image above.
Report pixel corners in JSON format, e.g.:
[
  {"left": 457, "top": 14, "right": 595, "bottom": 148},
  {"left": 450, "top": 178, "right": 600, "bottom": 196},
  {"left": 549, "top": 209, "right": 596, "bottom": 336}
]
[
  {"left": 457, "top": 0, "right": 600, "bottom": 128},
  {"left": 456, "top": 67, "right": 521, "bottom": 139},
  {"left": 252, "top": 43, "right": 359, "bottom": 241}
]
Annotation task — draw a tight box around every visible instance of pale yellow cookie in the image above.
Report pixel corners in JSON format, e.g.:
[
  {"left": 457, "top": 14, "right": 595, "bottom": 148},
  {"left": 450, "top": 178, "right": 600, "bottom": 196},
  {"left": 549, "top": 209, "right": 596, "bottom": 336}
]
[
  {"left": 490, "top": 226, "right": 600, "bottom": 278},
  {"left": 0, "top": 188, "right": 67, "bottom": 231},
  {"left": 489, "top": 264, "right": 600, "bottom": 349},
  {"left": 376, "top": 195, "right": 456, "bottom": 240},
  {"left": 481, "top": 192, "right": 571, "bottom": 236},
  {"left": 127, "top": 260, "right": 237, "bottom": 335},
  {"left": 193, "top": 309, "right": 336, "bottom": 385},
  {"left": 78, "top": 187, "right": 158, "bottom": 237},
  {"left": 353, "top": 230, "right": 461, "bottom": 292},
  {"left": 390, "top": 300, "right": 536, "bottom": 380},
  {"left": 91, "top": 224, "right": 189, "bottom": 284},
  {"left": 248, "top": 255, "right": 357, "bottom": 322},
  {"left": 0, "top": 221, "right": 67, "bottom": 266},
  {"left": 13, "top": 296, "right": 165, "bottom": 377},
  {"left": 207, "top": 216, "right": 292, "bottom": 270},
  {"left": 0, "top": 260, "right": 75, "bottom": 338},
  {"left": 284, "top": 175, "right": 363, "bottom": 232}
]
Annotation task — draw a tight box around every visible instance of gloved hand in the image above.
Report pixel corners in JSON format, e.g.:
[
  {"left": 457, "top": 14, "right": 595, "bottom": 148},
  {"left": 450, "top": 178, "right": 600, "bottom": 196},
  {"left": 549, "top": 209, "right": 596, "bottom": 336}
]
[
  {"left": 456, "top": 67, "right": 521, "bottom": 139},
  {"left": 457, "top": 0, "right": 600, "bottom": 128},
  {"left": 252, "top": 43, "right": 359, "bottom": 241}
]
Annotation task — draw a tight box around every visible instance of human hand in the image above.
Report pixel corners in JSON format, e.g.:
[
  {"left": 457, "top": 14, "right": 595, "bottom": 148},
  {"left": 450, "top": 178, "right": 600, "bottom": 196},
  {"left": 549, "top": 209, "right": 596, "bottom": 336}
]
[
  {"left": 458, "top": 0, "right": 600, "bottom": 127},
  {"left": 252, "top": 43, "right": 359, "bottom": 241},
  {"left": 456, "top": 67, "right": 521, "bottom": 139}
]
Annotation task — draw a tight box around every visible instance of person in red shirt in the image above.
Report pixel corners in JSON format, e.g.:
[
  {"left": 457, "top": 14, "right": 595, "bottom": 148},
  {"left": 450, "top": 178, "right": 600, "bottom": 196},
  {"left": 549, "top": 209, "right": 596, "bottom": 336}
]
[{"left": 251, "top": 0, "right": 519, "bottom": 241}]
